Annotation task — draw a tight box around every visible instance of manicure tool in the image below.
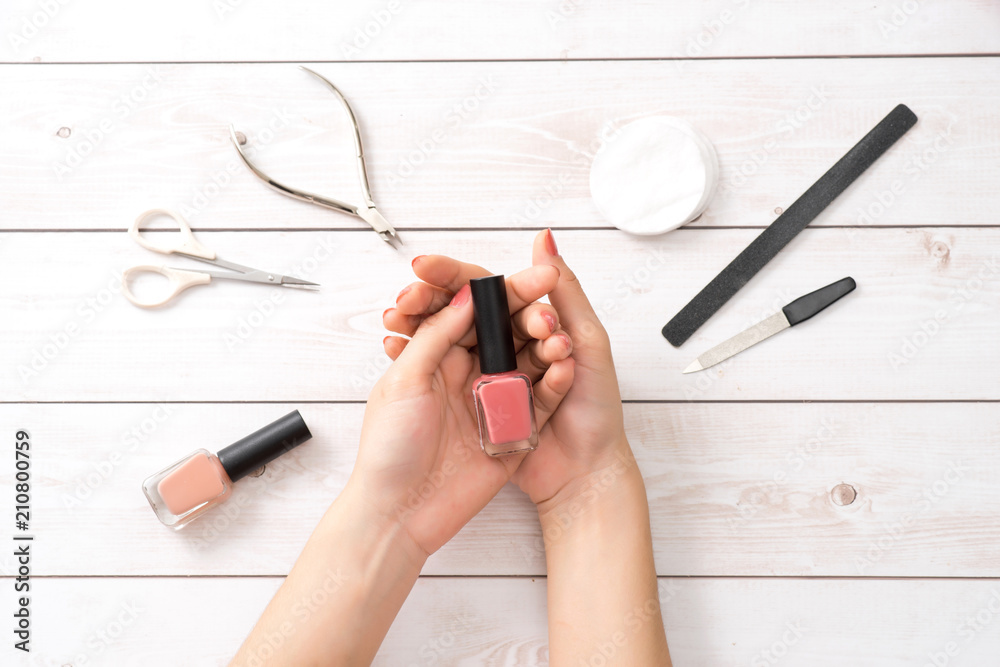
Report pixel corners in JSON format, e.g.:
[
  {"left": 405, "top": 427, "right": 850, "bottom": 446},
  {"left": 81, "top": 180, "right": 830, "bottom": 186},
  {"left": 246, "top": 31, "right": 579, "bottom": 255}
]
[
  {"left": 663, "top": 104, "right": 916, "bottom": 347},
  {"left": 683, "top": 277, "right": 856, "bottom": 373},
  {"left": 122, "top": 208, "right": 319, "bottom": 308},
  {"left": 229, "top": 66, "right": 400, "bottom": 248}
]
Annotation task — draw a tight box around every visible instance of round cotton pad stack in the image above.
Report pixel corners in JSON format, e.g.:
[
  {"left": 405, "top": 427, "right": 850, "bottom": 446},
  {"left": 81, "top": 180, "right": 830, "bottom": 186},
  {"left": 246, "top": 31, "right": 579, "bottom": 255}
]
[{"left": 589, "top": 116, "right": 719, "bottom": 235}]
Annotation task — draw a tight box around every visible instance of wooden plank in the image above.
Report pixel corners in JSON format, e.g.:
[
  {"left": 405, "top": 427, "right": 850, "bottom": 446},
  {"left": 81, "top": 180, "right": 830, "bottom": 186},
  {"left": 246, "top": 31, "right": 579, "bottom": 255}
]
[
  {"left": 8, "top": 576, "right": 1000, "bottom": 666},
  {"left": 3, "top": 1, "right": 999, "bottom": 63},
  {"left": 0, "top": 58, "right": 995, "bottom": 231},
  {"left": 3, "top": 402, "right": 999, "bottom": 577},
  {"left": 3, "top": 228, "right": 997, "bottom": 402}
]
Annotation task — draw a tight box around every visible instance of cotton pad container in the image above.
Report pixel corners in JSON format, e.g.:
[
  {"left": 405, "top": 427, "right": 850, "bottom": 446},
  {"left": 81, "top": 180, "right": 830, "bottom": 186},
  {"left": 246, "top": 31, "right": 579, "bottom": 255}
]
[{"left": 589, "top": 116, "right": 719, "bottom": 235}]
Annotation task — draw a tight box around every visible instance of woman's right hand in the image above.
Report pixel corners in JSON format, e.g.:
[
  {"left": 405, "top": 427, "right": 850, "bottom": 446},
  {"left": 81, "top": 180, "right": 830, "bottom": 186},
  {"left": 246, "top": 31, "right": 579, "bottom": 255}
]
[{"left": 384, "top": 229, "right": 639, "bottom": 516}]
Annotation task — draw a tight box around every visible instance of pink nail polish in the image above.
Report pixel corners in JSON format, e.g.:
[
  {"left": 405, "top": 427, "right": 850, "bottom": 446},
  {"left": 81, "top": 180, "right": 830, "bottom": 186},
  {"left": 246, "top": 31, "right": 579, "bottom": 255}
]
[
  {"left": 396, "top": 286, "right": 411, "bottom": 302},
  {"left": 541, "top": 310, "right": 557, "bottom": 333},
  {"left": 450, "top": 284, "right": 471, "bottom": 308},
  {"left": 544, "top": 229, "right": 559, "bottom": 256},
  {"left": 470, "top": 275, "right": 538, "bottom": 457},
  {"left": 142, "top": 411, "right": 311, "bottom": 529}
]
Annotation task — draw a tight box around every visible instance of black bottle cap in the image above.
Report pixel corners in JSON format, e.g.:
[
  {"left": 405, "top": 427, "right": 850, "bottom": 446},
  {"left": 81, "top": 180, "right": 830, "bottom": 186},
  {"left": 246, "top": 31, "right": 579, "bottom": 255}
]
[
  {"left": 217, "top": 410, "right": 312, "bottom": 483},
  {"left": 470, "top": 275, "right": 517, "bottom": 375}
]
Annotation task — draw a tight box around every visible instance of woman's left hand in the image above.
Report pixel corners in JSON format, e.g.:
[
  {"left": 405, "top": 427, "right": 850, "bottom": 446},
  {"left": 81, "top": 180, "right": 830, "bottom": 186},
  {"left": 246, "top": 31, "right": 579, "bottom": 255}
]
[{"left": 348, "top": 261, "right": 576, "bottom": 558}]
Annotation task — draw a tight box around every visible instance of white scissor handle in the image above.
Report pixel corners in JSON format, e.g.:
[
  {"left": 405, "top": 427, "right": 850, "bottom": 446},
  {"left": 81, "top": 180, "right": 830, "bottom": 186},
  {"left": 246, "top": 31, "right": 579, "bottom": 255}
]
[
  {"left": 122, "top": 265, "right": 212, "bottom": 308},
  {"left": 129, "top": 208, "right": 215, "bottom": 260}
]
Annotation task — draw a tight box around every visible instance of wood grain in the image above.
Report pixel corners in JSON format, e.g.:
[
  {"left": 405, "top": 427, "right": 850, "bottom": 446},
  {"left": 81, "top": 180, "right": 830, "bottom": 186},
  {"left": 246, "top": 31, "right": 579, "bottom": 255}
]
[
  {"left": 2, "top": 228, "right": 997, "bottom": 402},
  {"left": 2, "top": 402, "right": 998, "bottom": 578},
  {"left": 3, "top": 1, "right": 999, "bottom": 63},
  {"left": 0, "top": 59, "right": 995, "bottom": 232},
  {"left": 2, "top": 4, "right": 997, "bottom": 663},
  {"left": 10, "top": 576, "right": 1000, "bottom": 666}
]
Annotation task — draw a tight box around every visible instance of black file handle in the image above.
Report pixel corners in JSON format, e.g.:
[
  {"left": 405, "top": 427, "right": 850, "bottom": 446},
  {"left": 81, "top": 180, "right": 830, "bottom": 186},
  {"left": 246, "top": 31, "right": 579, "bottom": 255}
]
[{"left": 782, "top": 277, "right": 856, "bottom": 326}]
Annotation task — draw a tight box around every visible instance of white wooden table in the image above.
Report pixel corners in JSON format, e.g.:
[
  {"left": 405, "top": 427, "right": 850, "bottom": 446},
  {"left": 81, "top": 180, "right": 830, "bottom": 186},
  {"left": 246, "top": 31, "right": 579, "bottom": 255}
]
[{"left": 2, "top": 2, "right": 999, "bottom": 665}]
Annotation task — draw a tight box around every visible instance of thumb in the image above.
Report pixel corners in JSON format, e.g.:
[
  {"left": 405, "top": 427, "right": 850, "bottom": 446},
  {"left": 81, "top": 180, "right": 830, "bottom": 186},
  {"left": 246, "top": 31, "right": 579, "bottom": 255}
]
[
  {"left": 532, "top": 230, "right": 609, "bottom": 351},
  {"left": 393, "top": 284, "right": 474, "bottom": 377}
]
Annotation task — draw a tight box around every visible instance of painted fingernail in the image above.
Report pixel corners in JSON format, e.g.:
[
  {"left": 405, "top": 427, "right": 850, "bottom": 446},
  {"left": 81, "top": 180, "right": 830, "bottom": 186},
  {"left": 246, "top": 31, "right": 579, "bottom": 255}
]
[
  {"left": 450, "top": 284, "right": 471, "bottom": 308},
  {"left": 411, "top": 255, "right": 426, "bottom": 268},
  {"left": 557, "top": 333, "right": 572, "bottom": 349},
  {"left": 382, "top": 307, "right": 393, "bottom": 319},
  {"left": 396, "top": 285, "right": 411, "bottom": 303},
  {"left": 382, "top": 336, "right": 391, "bottom": 346},
  {"left": 541, "top": 311, "right": 557, "bottom": 333},
  {"left": 544, "top": 229, "right": 559, "bottom": 256}
]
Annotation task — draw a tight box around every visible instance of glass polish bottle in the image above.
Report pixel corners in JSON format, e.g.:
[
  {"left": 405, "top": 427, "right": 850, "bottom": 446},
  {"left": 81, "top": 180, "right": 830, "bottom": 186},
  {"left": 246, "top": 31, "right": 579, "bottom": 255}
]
[
  {"left": 142, "top": 410, "right": 312, "bottom": 529},
  {"left": 470, "top": 275, "right": 539, "bottom": 457}
]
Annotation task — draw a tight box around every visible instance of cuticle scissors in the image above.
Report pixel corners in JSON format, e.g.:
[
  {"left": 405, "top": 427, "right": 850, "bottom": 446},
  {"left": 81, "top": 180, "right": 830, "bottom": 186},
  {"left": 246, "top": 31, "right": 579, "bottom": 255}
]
[
  {"left": 122, "top": 208, "right": 319, "bottom": 308},
  {"left": 229, "top": 66, "right": 400, "bottom": 248}
]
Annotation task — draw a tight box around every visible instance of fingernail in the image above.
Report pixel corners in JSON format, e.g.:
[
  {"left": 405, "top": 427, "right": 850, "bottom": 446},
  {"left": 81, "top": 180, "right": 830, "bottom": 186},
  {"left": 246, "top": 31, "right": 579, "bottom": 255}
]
[
  {"left": 382, "top": 336, "right": 391, "bottom": 346},
  {"left": 450, "top": 284, "right": 471, "bottom": 308},
  {"left": 382, "top": 307, "right": 393, "bottom": 319},
  {"left": 396, "top": 286, "right": 411, "bottom": 303},
  {"left": 541, "top": 311, "right": 557, "bottom": 333},
  {"left": 411, "top": 255, "right": 426, "bottom": 268},
  {"left": 544, "top": 229, "right": 559, "bottom": 256},
  {"left": 557, "top": 333, "right": 572, "bottom": 350}
]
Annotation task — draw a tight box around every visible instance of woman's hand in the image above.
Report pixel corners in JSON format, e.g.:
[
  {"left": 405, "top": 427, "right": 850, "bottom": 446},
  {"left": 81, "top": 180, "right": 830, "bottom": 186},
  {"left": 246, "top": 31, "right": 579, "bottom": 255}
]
[
  {"left": 351, "top": 263, "right": 577, "bottom": 559},
  {"left": 382, "top": 230, "right": 635, "bottom": 514},
  {"left": 382, "top": 231, "right": 670, "bottom": 666}
]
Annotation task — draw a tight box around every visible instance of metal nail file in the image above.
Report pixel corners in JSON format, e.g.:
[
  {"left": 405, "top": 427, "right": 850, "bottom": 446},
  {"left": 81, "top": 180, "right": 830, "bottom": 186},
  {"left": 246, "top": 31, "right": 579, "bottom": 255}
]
[
  {"left": 663, "top": 104, "right": 916, "bottom": 347},
  {"left": 683, "top": 277, "right": 856, "bottom": 373}
]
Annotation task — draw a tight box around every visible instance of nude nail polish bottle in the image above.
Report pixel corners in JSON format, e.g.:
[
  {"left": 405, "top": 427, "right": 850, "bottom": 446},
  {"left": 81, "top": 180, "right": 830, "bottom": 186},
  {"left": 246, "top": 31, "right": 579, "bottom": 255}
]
[
  {"left": 470, "top": 275, "right": 538, "bottom": 457},
  {"left": 142, "top": 410, "right": 312, "bottom": 529}
]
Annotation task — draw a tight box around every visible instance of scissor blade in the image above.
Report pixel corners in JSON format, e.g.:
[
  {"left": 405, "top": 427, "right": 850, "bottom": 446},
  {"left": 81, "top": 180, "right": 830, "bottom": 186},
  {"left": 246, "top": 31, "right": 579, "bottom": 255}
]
[{"left": 280, "top": 276, "right": 320, "bottom": 288}]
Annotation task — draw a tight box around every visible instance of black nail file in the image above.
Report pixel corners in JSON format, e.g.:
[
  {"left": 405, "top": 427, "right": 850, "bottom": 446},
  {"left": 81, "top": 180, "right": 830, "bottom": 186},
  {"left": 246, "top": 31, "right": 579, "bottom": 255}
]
[{"left": 662, "top": 104, "right": 917, "bottom": 347}]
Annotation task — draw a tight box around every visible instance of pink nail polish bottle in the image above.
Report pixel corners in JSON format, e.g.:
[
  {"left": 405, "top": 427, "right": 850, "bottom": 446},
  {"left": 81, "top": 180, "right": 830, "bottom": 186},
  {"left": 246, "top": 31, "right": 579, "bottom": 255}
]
[
  {"left": 470, "top": 275, "right": 538, "bottom": 457},
  {"left": 142, "top": 410, "right": 312, "bottom": 529}
]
